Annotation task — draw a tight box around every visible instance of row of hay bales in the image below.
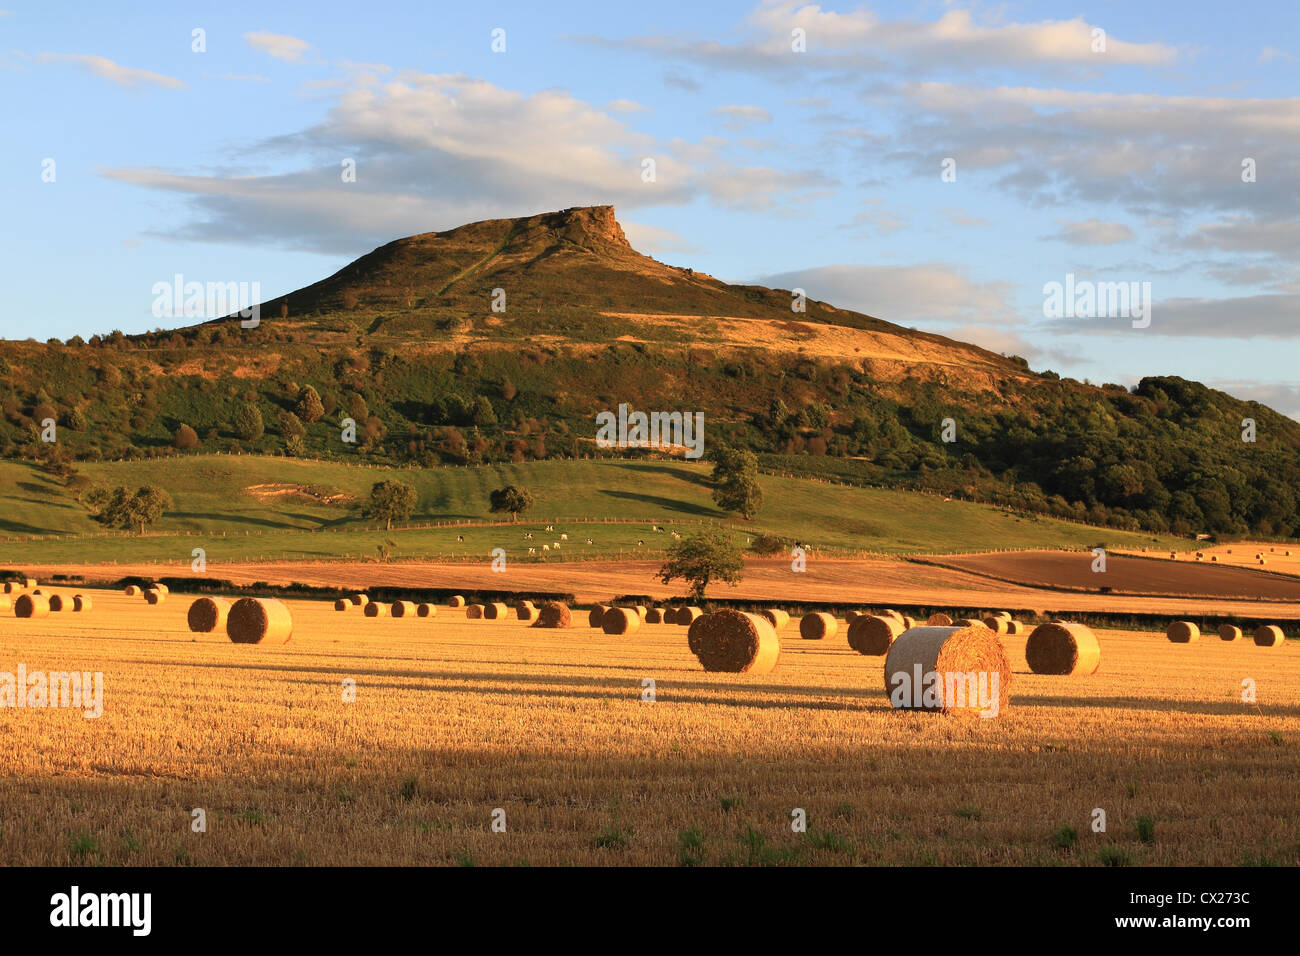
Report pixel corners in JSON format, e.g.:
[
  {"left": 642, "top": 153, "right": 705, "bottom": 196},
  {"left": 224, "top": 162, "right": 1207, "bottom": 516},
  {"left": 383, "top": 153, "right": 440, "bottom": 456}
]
[
  {"left": 124, "top": 583, "right": 169, "bottom": 605},
  {"left": 586, "top": 604, "right": 704, "bottom": 634},
  {"left": 6, "top": 591, "right": 93, "bottom": 617},
  {"left": 2, "top": 577, "right": 39, "bottom": 594},
  {"left": 185, "top": 596, "right": 294, "bottom": 644},
  {"left": 1167, "top": 621, "right": 1286, "bottom": 646}
]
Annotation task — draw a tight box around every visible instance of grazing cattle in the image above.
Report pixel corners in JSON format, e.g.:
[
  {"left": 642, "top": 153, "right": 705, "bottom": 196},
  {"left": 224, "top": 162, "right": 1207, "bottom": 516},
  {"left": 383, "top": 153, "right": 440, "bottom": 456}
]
[
  {"left": 637, "top": 539, "right": 644, "bottom": 546},
  {"left": 456, "top": 535, "right": 464, "bottom": 542},
  {"left": 528, "top": 547, "right": 536, "bottom": 555},
  {"left": 545, "top": 525, "right": 554, "bottom": 532},
  {"left": 586, "top": 538, "right": 593, "bottom": 545},
  {"left": 543, "top": 545, "right": 550, "bottom": 552},
  {"left": 560, "top": 533, "right": 568, "bottom": 540},
  {"left": 553, "top": 543, "right": 561, "bottom": 550}
]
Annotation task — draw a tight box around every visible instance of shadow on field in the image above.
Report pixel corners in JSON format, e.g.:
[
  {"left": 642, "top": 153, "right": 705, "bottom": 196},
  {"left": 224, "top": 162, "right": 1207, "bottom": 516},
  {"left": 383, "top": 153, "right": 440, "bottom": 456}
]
[
  {"left": 599, "top": 490, "right": 715, "bottom": 516},
  {"left": 1013, "top": 694, "right": 1300, "bottom": 718},
  {"left": 169, "top": 511, "right": 314, "bottom": 530},
  {"left": 609, "top": 462, "right": 711, "bottom": 487}
]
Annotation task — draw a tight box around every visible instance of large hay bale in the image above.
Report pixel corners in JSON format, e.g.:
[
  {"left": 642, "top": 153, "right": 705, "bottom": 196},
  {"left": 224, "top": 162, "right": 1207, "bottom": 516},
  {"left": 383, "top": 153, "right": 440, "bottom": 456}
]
[
  {"left": 449, "top": 595, "right": 466, "bottom": 608},
  {"left": 1004, "top": 620, "right": 1025, "bottom": 635},
  {"left": 645, "top": 607, "right": 665, "bottom": 624},
  {"left": 417, "top": 603, "right": 436, "bottom": 618},
  {"left": 153, "top": 583, "right": 169, "bottom": 595},
  {"left": 847, "top": 614, "right": 903, "bottom": 656},
  {"left": 759, "top": 608, "right": 790, "bottom": 631},
  {"left": 14, "top": 593, "right": 50, "bottom": 618},
  {"left": 364, "top": 602, "right": 389, "bottom": 618},
  {"left": 981, "top": 615, "right": 1008, "bottom": 634},
  {"left": 484, "top": 602, "right": 509, "bottom": 620},
  {"left": 634, "top": 605, "right": 648, "bottom": 620},
  {"left": 1167, "top": 620, "right": 1200, "bottom": 643},
  {"left": 144, "top": 588, "right": 165, "bottom": 605},
  {"left": 799, "top": 611, "right": 837, "bottom": 640},
  {"left": 1025, "top": 623, "right": 1101, "bottom": 675},
  {"left": 72, "top": 594, "right": 91, "bottom": 612},
  {"left": 677, "top": 606, "right": 703, "bottom": 625},
  {"left": 883, "top": 624, "right": 1011, "bottom": 714},
  {"left": 333, "top": 598, "right": 350, "bottom": 611},
  {"left": 349, "top": 593, "right": 369, "bottom": 606},
  {"left": 391, "top": 600, "right": 417, "bottom": 618},
  {"left": 688, "top": 609, "right": 780, "bottom": 674},
  {"left": 588, "top": 604, "right": 609, "bottom": 628},
  {"left": 955, "top": 618, "right": 984, "bottom": 628},
  {"left": 23, "top": 578, "right": 36, "bottom": 589},
  {"left": 515, "top": 600, "right": 537, "bottom": 619},
  {"left": 533, "top": 601, "right": 572, "bottom": 628},
  {"left": 4, "top": 581, "right": 26, "bottom": 594},
  {"left": 1218, "top": 624, "right": 1242, "bottom": 642},
  {"left": 1254, "top": 625, "right": 1285, "bottom": 647},
  {"left": 226, "top": 597, "right": 293, "bottom": 644},
  {"left": 602, "top": 607, "right": 641, "bottom": 635},
  {"left": 465, "top": 604, "right": 485, "bottom": 619},
  {"left": 926, "top": 612, "right": 953, "bottom": 626},
  {"left": 187, "top": 597, "right": 230, "bottom": 633},
  {"left": 48, "top": 593, "right": 69, "bottom": 612}
]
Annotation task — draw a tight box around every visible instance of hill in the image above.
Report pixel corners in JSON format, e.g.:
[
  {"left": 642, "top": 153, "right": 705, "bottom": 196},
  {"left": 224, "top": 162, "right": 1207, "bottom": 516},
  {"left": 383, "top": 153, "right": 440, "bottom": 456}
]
[{"left": 2, "top": 206, "right": 1299, "bottom": 538}]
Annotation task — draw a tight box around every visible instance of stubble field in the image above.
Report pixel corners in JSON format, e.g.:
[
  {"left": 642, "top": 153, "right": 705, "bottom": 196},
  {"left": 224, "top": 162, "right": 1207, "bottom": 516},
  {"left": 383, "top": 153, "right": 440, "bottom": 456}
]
[{"left": 2, "top": 587, "right": 1298, "bottom": 866}]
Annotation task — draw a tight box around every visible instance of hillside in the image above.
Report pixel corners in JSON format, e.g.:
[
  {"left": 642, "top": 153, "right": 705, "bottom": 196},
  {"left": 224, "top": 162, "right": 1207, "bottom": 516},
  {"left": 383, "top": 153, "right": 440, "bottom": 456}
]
[
  {"left": 2, "top": 206, "right": 1299, "bottom": 538},
  {"left": 0, "top": 456, "right": 1179, "bottom": 565}
]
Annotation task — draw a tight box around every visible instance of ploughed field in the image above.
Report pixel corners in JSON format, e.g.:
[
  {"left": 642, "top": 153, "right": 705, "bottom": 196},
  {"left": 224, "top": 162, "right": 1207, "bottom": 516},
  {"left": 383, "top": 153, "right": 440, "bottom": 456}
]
[
  {"left": 2, "top": 587, "right": 1298, "bottom": 866},
  {"left": 924, "top": 550, "right": 1300, "bottom": 602}
]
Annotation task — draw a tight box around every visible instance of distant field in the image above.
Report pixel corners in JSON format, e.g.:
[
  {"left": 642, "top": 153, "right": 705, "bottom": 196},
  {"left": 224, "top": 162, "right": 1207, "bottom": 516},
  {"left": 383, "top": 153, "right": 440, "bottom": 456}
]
[
  {"left": 925, "top": 551, "right": 1300, "bottom": 601},
  {"left": 0, "top": 455, "right": 1183, "bottom": 564},
  {"left": 2, "top": 586, "right": 1297, "bottom": 866}
]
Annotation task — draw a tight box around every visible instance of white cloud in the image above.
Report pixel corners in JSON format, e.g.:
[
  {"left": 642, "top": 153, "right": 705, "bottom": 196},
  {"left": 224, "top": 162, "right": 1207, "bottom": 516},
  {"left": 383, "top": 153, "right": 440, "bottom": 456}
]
[
  {"left": 1259, "top": 47, "right": 1294, "bottom": 64},
  {"left": 607, "top": 98, "right": 649, "bottom": 112},
  {"left": 622, "top": 221, "right": 696, "bottom": 255},
  {"left": 244, "top": 31, "right": 312, "bottom": 63},
  {"left": 711, "top": 104, "right": 773, "bottom": 128},
  {"left": 1048, "top": 219, "right": 1135, "bottom": 245},
  {"left": 35, "top": 53, "right": 185, "bottom": 89}
]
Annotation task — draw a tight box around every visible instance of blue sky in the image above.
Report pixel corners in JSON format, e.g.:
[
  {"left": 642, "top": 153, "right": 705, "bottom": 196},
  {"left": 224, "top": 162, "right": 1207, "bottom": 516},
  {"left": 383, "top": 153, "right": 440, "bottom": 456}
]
[{"left": 2, "top": 1, "right": 1298, "bottom": 413}]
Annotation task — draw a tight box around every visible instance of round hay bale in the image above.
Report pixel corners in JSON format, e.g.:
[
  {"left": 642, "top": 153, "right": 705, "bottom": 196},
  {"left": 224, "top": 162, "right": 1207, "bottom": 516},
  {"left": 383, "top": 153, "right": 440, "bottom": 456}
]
[
  {"left": 14, "top": 593, "right": 50, "bottom": 618},
  {"left": 153, "top": 583, "right": 169, "bottom": 595},
  {"left": 926, "top": 612, "right": 953, "bottom": 626},
  {"left": 1217, "top": 624, "right": 1242, "bottom": 642},
  {"left": 187, "top": 597, "right": 230, "bottom": 633},
  {"left": 48, "top": 593, "right": 69, "bottom": 612},
  {"left": 845, "top": 609, "right": 866, "bottom": 623},
  {"left": 72, "top": 594, "right": 91, "bottom": 612},
  {"left": 675, "top": 606, "right": 703, "bottom": 625},
  {"left": 1025, "top": 622, "right": 1100, "bottom": 675},
  {"left": 1211, "top": 555, "right": 1219, "bottom": 562},
  {"left": 634, "top": 605, "right": 648, "bottom": 620},
  {"left": 646, "top": 607, "right": 665, "bottom": 624},
  {"left": 992, "top": 611, "right": 1012, "bottom": 621},
  {"left": 759, "top": 608, "right": 790, "bottom": 631},
  {"left": 417, "top": 603, "right": 436, "bottom": 618},
  {"left": 144, "top": 589, "right": 165, "bottom": 605},
  {"left": 515, "top": 600, "right": 537, "bottom": 619},
  {"left": 689, "top": 609, "right": 779, "bottom": 674},
  {"left": 1254, "top": 625, "right": 1285, "bottom": 647},
  {"left": 953, "top": 618, "right": 983, "bottom": 628},
  {"left": 483, "top": 602, "right": 509, "bottom": 620},
  {"left": 349, "top": 593, "right": 369, "bottom": 606},
  {"left": 799, "top": 611, "right": 837, "bottom": 640},
  {"left": 364, "top": 602, "right": 389, "bottom": 618},
  {"left": 847, "top": 614, "right": 903, "bottom": 656},
  {"left": 981, "top": 615, "right": 1008, "bottom": 634},
  {"left": 334, "top": 598, "right": 350, "bottom": 611},
  {"left": 533, "top": 601, "right": 572, "bottom": 628},
  {"left": 884, "top": 624, "right": 1011, "bottom": 714},
  {"left": 465, "top": 603, "right": 484, "bottom": 619},
  {"left": 32, "top": 589, "right": 44, "bottom": 595},
  {"left": 602, "top": 607, "right": 641, "bottom": 635},
  {"left": 0, "top": 596, "right": 10, "bottom": 611},
  {"left": 1167, "top": 621, "right": 1200, "bottom": 643},
  {"left": 226, "top": 597, "right": 293, "bottom": 644},
  {"left": 23, "top": 578, "right": 37, "bottom": 589},
  {"left": 3, "top": 581, "right": 24, "bottom": 594},
  {"left": 391, "top": 600, "right": 417, "bottom": 618},
  {"left": 588, "top": 604, "right": 610, "bottom": 628},
  {"left": 1004, "top": 620, "right": 1025, "bottom": 636},
  {"left": 449, "top": 595, "right": 467, "bottom": 608}
]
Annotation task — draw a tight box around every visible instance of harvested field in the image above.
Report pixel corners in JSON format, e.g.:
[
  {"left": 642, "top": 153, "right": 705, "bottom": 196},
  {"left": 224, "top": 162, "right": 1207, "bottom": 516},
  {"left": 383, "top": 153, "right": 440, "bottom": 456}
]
[{"left": 2, "top": 587, "right": 1297, "bottom": 865}]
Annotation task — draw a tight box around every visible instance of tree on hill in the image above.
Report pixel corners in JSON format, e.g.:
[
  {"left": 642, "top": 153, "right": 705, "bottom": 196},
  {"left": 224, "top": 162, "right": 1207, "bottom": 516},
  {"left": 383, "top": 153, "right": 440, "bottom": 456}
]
[
  {"left": 278, "top": 410, "right": 305, "bottom": 440},
  {"left": 710, "top": 445, "right": 764, "bottom": 519},
  {"left": 296, "top": 385, "right": 325, "bottom": 424},
  {"left": 363, "top": 480, "right": 417, "bottom": 530},
  {"left": 234, "top": 402, "right": 264, "bottom": 441},
  {"left": 488, "top": 485, "right": 534, "bottom": 522},
  {"left": 657, "top": 528, "right": 744, "bottom": 600},
  {"left": 174, "top": 423, "right": 199, "bottom": 450},
  {"left": 84, "top": 484, "right": 174, "bottom": 534}
]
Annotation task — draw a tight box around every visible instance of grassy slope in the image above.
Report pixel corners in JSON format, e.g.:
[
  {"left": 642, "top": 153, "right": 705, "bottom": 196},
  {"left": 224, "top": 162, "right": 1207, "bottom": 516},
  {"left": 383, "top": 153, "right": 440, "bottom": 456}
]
[{"left": 0, "top": 456, "right": 1182, "bottom": 565}]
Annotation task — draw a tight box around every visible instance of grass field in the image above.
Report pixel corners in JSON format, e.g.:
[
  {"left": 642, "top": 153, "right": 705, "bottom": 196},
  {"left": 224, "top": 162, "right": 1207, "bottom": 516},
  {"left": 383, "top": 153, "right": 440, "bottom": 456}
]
[
  {"left": 0, "top": 455, "right": 1182, "bottom": 564},
  {"left": 2, "top": 586, "right": 1297, "bottom": 866}
]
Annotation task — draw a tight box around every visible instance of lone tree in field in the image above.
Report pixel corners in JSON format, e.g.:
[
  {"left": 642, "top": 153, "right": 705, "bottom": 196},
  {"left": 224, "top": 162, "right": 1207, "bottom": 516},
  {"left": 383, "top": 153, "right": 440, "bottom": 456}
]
[
  {"left": 173, "top": 423, "right": 199, "bottom": 450},
  {"left": 489, "top": 485, "right": 534, "bottom": 522},
  {"left": 710, "top": 445, "right": 764, "bottom": 519},
  {"left": 363, "top": 480, "right": 417, "bottom": 530},
  {"left": 657, "top": 527, "right": 744, "bottom": 601},
  {"left": 84, "top": 484, "right": 174, "bottom": 535}
]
